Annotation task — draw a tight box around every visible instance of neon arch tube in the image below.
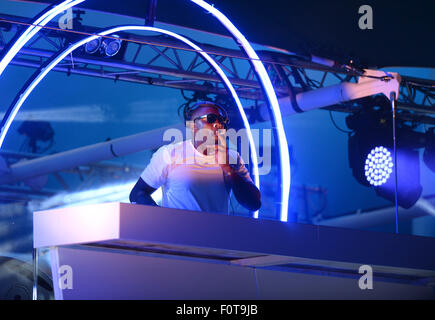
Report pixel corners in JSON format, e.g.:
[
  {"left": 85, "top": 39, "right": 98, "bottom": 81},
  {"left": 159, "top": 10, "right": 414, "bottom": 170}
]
[
  {"left": 191, "top": 0, "right": 291, "bottom": 221},
  {"left": 0, "top": 0, "right": 288, "bottom": 220},
  {"left": 0, "top": 25, "right": 260, "bottom": 212},
  {"left": 0, "top": 0, "right": 85, "bottom": 77}
]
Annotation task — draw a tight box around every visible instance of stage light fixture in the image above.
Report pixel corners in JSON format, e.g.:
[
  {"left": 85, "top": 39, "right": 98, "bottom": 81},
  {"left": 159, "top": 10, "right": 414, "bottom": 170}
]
[
  {"left": 364, "top": 146, "right": 393, "bottom": 187},
  {"left": 82, "top": 35, "right": 124, "bottom": 58},
  {"left": 84, "top": 37, "right": 101, "bottom": 54},
  {"left": 347, "top": 100, "right": 423, "bottom": 209},
  {"left": 17, "top": 120, "right": 54, "bottom": 153},
  {"left": 349, "top": 131, "right": 423, "bottom": 209},
  {"left": 100, "top": 35, "right": 122, "bottom": 57}
]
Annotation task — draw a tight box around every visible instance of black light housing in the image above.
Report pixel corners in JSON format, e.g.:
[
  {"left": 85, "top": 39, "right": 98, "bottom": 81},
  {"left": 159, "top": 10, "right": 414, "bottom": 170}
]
[
  {"left": 82, "top": 34, "right": 126, "bottom": 59},
  {"left": 346, "top": 98, "right": 424, "bottom": 209},
  {"left": 423, "top": 127, "right": 435, "bottom": 173}
]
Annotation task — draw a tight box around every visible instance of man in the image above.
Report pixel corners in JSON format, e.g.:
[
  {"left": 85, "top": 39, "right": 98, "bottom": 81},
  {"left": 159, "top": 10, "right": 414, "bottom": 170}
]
[{"left": 129, "top": 101, "right": 261, "bottom": 214}]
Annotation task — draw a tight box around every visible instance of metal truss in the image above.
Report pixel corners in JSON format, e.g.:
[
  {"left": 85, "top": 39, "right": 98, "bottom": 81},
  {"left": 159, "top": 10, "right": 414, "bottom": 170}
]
[
  {"left": 1, "top": 12, "right": 433, "bottom": 126},
  {"left": 0, "top": 13, "right": 281, "bottom": 101},
  {"left": 0, "top": 11, "right": 433, "bottom": 206}
]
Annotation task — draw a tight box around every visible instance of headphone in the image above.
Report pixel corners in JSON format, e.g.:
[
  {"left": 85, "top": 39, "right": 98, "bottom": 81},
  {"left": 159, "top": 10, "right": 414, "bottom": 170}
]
[{"left": 183, "top": 101, "right": 229, "bottom": 129}]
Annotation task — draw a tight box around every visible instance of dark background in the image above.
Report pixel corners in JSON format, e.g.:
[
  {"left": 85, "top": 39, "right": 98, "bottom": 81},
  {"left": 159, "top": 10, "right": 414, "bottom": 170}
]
[{"left": 19, "top": 0, "right": 435, "bottom": 68}]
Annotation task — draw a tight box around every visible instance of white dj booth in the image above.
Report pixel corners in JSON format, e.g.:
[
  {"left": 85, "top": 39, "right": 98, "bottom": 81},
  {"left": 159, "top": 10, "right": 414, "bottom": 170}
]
[{"left": 33, "top": 202, "right": 435, "bottom": 299}]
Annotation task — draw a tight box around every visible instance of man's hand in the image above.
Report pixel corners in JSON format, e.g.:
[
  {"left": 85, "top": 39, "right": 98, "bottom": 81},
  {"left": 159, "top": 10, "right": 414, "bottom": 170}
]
[
  {"left": 215, "top": 129, "right": 230, "bottom": 169},
  {"left": 213, "top": 129, "right": 261, "bottom": 212}
]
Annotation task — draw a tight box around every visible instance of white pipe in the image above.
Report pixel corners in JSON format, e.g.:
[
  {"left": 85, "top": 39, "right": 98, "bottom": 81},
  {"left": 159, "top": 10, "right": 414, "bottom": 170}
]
[
  {"left": 259, "top": 69, "right": 401, "bottom": 121},
  {"left": 0, "top": 70, "right": 401, "bottom": 187},
  {"left": 0, "top": 123, "right": 183, "bottom": 185}
]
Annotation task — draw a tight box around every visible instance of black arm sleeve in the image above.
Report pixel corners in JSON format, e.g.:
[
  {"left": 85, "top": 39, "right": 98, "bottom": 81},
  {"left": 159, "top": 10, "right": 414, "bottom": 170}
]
[
  {"left": 229, "top": 171, "right": 261, "bottom": 212},
  {"left": 129, "top": 177, "right": 159, "bottom": 206},
  {"left": 223, "top": 164, "right": 261, "bottom": 212}
]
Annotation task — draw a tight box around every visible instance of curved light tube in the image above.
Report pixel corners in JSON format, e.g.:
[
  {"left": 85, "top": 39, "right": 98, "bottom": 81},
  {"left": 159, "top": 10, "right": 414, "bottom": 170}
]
[
  {"left": 191, "top": 0, "right": 291, "bottom": 221},
  {"left": 0, "top": 25, "right": 260, "bottom": 210},
  {"left": 0, "top": 0, "right": 85, "bottom": 77},
  {"left": 0, "top": 0, "right": 288, "bottom": 220}
]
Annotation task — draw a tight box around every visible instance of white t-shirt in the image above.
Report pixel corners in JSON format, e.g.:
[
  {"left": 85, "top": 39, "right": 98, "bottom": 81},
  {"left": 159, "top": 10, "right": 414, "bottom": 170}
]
[{"left": 140, "top": 139, "right": 253, "bottom": 214}]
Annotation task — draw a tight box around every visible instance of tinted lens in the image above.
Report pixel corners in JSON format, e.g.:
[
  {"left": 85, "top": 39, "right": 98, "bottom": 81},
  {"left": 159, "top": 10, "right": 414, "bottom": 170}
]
[{"left": 206, "top": 114, "right": 219, "bottom": 124}]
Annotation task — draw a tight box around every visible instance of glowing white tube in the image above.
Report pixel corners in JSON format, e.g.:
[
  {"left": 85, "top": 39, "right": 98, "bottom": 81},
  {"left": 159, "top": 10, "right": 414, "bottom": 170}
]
[
  {"left": 0, "top": 25, "right": 260, "bottom": 216},
  {"left": 191, "top": 0, "right": 291, "bottom": 221},
  {"left": 0, "top": 0, "right": 85, "bottom": 76}
]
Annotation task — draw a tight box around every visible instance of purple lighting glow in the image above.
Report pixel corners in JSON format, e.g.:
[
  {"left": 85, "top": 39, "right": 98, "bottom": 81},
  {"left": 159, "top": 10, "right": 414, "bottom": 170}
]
[{"left": 365, "top": 146, "right": 394, "bottom": 186}]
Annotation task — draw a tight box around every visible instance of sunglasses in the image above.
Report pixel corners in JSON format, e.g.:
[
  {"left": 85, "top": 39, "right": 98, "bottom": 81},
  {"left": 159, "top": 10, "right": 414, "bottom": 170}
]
[{"left": 193, "top": 113, "right": 229, "bottom": 126}]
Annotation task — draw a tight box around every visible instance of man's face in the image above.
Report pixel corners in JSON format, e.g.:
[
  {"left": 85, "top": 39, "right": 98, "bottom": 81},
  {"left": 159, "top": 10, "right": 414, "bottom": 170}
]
[{"left": 190, "top": 105, "right": 226, "bottom": 145}]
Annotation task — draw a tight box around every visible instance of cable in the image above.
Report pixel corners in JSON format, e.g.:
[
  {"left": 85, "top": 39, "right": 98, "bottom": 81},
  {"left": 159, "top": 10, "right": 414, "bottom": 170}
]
[
  {"left": 179, "top": 89, "right": 191, "bottom": 101},
  {"left": 391, "top": 93, "right": 399, "bottom": 234},
  {"left": 329, "top": 110, "right": 353, "bottom": 134}
]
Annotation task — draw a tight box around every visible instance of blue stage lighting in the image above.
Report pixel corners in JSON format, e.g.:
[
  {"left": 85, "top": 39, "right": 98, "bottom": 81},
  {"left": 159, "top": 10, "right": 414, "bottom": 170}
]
[
  {"left": 364, "top": 146, "right": 393, "bottom": 186},
  {"left": 84, "top": 37, "right": 101, "bottom": 54},
  {"left": 101, "top": 35, "right": 122, "bottom": 57},
  {"left": 347, "top": 102, "right": 423, "bottom": 209}
]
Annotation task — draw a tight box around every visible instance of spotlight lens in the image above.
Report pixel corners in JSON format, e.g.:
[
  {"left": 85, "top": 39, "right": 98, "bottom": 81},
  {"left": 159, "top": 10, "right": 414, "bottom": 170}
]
[
  {"left": 365, "top": 146, "right": 393, "bottom": 186},
  {"left": 106, "top": 41, "right": 120, "bottom": 56},
  {"left": 102, "top": 36, "right": 122, "bottom": 57},
  {"left": 85, "top": 37, "right": 101, "bottom": 54}
]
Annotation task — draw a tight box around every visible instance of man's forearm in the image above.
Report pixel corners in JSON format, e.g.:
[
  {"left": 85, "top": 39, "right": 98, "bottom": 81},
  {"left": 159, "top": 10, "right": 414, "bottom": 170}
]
[
  {"left": 222, "top": 165, "right": 261, "bottom": 211},
  {"left": 129, "top": 178, "right": 159, "bottom": 206},
  {"left": 129, "top": 189, "right": 158, "bottom": 206}
]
